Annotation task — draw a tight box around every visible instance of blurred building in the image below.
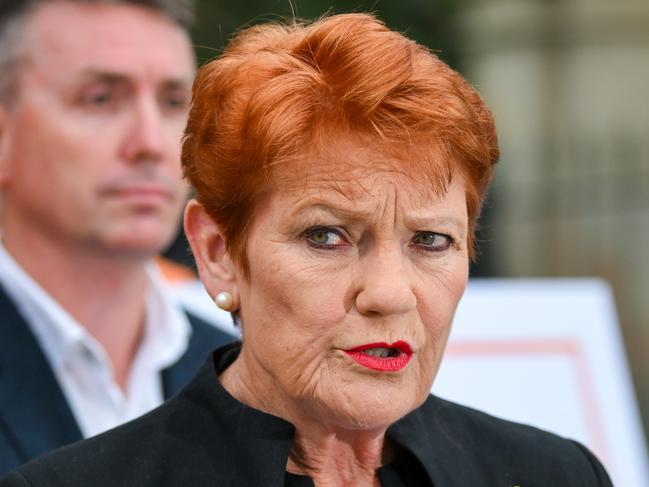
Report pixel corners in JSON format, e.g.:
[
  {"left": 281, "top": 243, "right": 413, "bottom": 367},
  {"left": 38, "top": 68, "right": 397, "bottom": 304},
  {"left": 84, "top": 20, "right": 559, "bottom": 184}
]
[{"left": 456, "top": 0, "right": 649, "bottom": 434}]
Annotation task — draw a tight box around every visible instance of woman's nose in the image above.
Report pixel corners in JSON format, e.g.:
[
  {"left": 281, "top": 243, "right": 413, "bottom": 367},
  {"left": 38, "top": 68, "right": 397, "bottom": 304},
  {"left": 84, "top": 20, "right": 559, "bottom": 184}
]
[{"left": 354, "top": 246, "right": 417, "bottom": 316}]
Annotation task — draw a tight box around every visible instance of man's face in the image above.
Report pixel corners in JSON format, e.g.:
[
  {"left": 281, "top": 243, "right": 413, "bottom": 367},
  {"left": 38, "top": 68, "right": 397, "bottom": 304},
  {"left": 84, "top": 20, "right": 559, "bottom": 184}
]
[{"left": 0, "top": 1, "right": 195, "bottom": 257}]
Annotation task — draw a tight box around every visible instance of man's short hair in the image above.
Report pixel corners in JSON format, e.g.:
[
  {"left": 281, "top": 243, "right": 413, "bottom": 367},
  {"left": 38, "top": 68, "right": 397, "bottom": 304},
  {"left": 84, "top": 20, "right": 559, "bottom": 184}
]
[{"left": 0, "top": 0, "right": 194, "bottom": 103}]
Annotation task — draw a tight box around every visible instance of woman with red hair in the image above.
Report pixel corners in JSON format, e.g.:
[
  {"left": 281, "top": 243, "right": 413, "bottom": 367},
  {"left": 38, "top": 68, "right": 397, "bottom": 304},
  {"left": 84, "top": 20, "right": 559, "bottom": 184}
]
[{"left": 2, "top": 13, "right": 611, "bottom": 487}]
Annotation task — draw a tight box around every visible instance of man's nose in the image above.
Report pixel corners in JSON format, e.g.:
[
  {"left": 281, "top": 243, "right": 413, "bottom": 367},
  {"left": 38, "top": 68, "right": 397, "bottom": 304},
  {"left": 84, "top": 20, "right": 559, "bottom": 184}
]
[
  {"left": 354, "top": 245, "right": 417, "bottom": 317},
  {"left": 121, "top": 96, "right": 164, "bottom": 164}
]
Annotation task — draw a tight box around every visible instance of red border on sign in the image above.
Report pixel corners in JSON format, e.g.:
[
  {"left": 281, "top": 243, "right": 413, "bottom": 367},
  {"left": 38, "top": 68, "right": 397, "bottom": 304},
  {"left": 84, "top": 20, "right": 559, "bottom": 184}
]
[{"left": 444, "top": 339, "right": 609, "bottom": 463}]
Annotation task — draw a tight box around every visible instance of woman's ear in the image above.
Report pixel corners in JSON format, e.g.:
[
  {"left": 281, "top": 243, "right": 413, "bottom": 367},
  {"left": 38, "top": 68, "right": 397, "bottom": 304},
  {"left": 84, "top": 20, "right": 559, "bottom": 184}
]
[{"left": 184, "top": 199, "right": 239, "bottom": 308}]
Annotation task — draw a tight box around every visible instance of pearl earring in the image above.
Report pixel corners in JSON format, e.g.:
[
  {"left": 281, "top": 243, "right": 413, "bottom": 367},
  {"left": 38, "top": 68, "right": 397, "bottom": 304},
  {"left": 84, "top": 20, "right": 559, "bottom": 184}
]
[{"left": 215, "top": 291, "right": 234, "bottom": 311}]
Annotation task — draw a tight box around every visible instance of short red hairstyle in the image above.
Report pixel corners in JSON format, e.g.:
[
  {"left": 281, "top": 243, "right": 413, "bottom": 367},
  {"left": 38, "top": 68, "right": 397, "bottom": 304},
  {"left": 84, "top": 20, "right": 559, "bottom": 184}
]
[{"left": 182, "top": 13, "right": 499, "bottom": 274}]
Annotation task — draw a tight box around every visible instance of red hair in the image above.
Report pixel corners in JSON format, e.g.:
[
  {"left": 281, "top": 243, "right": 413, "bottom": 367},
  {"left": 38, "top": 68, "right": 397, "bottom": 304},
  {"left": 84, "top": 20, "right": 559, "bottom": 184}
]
[{"left": 182, "top": 13, "right": 499, "bottom": 275}]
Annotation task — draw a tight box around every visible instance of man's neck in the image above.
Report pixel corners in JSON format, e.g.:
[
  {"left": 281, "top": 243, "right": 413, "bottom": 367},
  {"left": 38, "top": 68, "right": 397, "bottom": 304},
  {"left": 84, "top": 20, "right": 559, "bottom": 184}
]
[{"left": 3, "top": 233, "right": 152, "bottom": 390}]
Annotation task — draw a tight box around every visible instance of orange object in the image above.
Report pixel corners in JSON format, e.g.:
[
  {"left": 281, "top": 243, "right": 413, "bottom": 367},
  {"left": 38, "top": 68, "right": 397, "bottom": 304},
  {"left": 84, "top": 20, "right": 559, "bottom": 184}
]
[{"left": 155, "top": 257, "right": 196, "bottom": 283}]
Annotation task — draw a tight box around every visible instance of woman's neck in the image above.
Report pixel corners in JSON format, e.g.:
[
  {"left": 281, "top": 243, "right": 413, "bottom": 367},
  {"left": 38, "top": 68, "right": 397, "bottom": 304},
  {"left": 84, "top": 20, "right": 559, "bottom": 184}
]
[
  {"left": 220, "top": 353, "right": 394, "bottom": 486},
  {"left": 287, "top": 425, "right": 394, "bottom": 487}
]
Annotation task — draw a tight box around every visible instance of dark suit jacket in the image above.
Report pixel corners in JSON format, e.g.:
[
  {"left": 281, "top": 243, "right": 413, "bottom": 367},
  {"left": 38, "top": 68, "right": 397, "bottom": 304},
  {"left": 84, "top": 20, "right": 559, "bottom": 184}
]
[
  {"left": 0, "top": 343, "right": 613, "bottom": 487},
  {"left": 0, "top": 284, "right": 234, "bottom": 476}
]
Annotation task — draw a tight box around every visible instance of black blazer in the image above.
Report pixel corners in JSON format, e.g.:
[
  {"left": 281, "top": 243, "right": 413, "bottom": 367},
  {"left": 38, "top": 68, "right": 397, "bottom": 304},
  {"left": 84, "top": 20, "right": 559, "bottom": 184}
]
[
  {"left": 0, "top": 284, "right": 235, "bottom": 476},
  {"left": 0, "top": 343, "right": 613, "bottom": 487}
]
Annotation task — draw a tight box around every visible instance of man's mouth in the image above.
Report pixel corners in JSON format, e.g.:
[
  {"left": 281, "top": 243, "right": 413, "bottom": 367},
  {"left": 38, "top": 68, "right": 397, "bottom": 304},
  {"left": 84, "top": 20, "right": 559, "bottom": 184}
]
[
  {"left": 343, "top": 340, "right": 413, "bottom": 372},
  {"left": 100, "top": 184, "right": 176, "bottom": 208}
]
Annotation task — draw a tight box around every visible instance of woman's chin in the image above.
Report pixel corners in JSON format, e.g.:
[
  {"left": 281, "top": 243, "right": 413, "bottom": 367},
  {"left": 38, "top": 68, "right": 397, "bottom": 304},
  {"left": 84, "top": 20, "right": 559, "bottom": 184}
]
[{"left": 308, "top": 381, "right": 426, "bottom": 432}]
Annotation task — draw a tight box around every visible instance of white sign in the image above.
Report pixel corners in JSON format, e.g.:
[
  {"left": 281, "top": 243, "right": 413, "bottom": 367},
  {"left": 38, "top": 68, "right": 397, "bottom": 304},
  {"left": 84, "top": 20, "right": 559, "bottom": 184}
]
[{"left": 434, "top": 278, "right": 649, "bottom": 487}]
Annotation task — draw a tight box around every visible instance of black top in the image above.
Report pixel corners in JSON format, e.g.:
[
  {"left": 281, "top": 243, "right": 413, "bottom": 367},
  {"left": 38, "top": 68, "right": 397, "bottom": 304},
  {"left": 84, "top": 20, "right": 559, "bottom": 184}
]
[
  {"left": 285, "top": 448, "right": 428, "bottom": 487},
  {"left": 0, "top": 342, "right": 613, "bottom": 487}
]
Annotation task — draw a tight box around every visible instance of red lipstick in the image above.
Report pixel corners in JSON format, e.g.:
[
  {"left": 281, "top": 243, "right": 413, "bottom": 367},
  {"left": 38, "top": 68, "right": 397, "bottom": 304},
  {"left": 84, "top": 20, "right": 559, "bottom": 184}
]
[{"left": 344, "top": 340, "right": 413, "bottom": 372}]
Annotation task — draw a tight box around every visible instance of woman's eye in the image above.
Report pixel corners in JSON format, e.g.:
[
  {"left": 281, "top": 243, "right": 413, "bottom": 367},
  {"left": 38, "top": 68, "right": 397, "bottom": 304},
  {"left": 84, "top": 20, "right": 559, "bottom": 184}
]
[
  {"left": 306, "top": 227, "right": 345, "bottom": 248},
  {"left": 412, "top": 232, "right": 453, "bottom": 251}
]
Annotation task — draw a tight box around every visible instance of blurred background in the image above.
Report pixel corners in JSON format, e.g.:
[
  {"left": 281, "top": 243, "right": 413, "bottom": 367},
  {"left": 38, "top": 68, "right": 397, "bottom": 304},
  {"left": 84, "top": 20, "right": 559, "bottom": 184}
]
[{"left": 165, "top": 0, "right": 649, "bottom": 443}]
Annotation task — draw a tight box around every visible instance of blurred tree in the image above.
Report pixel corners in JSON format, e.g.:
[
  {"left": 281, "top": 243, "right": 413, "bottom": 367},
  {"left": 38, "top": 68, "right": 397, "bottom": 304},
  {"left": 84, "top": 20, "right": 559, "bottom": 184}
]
[{"left": 192, "top": 0, "right": 463, "bottom": 68}]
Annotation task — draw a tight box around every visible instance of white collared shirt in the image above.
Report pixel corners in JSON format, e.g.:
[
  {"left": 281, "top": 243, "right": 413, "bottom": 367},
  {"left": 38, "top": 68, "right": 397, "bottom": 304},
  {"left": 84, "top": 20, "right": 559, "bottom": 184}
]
[{"left": 0, "top": 242, "right": 191, "bottom": 438}]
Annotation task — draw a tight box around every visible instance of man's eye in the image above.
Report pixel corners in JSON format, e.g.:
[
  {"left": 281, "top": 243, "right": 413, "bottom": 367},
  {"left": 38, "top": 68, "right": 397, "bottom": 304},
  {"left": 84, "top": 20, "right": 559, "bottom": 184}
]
[
  {"left": 76, "top": 87, "right": 119, "bottom": 110},
  {"left": 87, "top": 93, "right": 112, "bottom": 105},
  {"left": 168, "top": 97, "right": 187, "bottom": 108},
  {"left": 412, "top": 232, "right": 452, "bottom": 251},
  {"left": 306, "top": 227, "right": 344, "bottom": 248},
  {"left": 160, "top": 90, "right": 190, "bottom": 112},
  {"left": 85, "top": 92, "right": 112, "bottom": 105}
]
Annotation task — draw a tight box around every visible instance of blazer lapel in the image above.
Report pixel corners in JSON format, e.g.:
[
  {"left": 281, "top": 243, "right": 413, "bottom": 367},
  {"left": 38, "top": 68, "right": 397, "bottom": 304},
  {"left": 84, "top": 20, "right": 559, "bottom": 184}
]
[
  {"left": 161, "top": 313, "right": 235, "bottom": 400},
  {"left": 0, "top": 286, "right": 82, "bottom": 464},
  {"left": 160, "top": 314, "right": 200, "bottom": 399}
]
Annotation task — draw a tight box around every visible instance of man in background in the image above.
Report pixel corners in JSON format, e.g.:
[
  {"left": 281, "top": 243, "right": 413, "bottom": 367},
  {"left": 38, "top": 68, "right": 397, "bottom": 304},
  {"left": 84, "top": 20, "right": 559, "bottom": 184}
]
[{"left": 0, "top": 0, "right": 233, "bottom": 474}]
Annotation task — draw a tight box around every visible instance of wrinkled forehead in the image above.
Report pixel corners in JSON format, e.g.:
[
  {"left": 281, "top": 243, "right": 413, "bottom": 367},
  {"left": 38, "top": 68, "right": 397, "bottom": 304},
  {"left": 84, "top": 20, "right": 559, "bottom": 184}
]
[{"left": 268, "top": 135, "right": 459, "bottom": 205}]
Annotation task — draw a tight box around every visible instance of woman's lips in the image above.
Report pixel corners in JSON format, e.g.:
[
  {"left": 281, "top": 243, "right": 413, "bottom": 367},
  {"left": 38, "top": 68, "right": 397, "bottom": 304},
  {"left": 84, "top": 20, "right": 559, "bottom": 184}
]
[{"left": 343, "top": 340, "right": 413, "bottom": 372}]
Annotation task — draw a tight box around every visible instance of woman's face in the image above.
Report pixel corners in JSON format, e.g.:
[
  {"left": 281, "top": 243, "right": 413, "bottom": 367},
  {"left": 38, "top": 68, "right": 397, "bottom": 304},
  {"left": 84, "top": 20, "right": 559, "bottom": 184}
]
[{"left": 232, "top": 155, "right": 469, "bottom": 431}]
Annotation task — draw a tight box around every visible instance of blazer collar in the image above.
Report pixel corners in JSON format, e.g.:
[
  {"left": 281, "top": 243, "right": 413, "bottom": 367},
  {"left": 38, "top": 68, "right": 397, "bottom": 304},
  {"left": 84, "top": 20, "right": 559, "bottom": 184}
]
[
  {"left": 0, "top": 284, "right": 82, "bottom": 463},
  {"left": 160, "top": 312, "right": 230, "bottom": 399},
  {"left": 194, "top": 342, "right": 296, "bottom": 486}
]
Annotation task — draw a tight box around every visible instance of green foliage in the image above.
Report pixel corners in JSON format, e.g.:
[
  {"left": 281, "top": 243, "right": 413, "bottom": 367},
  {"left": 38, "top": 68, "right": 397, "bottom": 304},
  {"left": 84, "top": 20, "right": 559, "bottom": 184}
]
[{"left": 192, "top": 0, "right": 462, "bottom": 68}]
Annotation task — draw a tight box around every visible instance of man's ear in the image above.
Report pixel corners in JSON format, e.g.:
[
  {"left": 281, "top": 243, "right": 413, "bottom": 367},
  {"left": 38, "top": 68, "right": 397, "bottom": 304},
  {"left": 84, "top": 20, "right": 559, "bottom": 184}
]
[
  {"left": 0, "top": 106, "right": 11, "bottom": 187},
  {"left": 184, "top": 199, "right": 239, "bottom": 306}
]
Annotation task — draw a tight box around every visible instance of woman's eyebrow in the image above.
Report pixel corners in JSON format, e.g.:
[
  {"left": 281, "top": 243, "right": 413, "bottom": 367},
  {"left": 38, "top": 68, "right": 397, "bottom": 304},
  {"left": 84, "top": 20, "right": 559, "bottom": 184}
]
[
  {"left": 406, "top": 215, "right": 468, "bottom": 235},
  {"left": 289, "top": 201, "right": 373, "bottom": 222},
  {"left": 290, "top": 203, "right": 466, "bottom": 232}
]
